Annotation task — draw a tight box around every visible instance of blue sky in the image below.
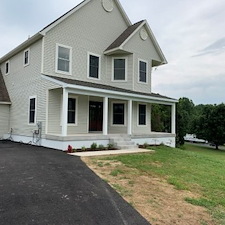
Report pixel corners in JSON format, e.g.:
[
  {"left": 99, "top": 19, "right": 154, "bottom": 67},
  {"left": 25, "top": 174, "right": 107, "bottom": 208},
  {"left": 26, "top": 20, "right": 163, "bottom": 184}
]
[{"left": 0, "top": 0, "right": 224, "bottom": 105}]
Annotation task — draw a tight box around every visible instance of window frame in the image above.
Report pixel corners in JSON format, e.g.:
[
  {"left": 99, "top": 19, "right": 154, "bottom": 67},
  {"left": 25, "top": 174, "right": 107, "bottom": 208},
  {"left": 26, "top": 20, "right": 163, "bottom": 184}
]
[
  {"left": 138, "top": 59, "right": 148, "bottom": 84},
  {"left": 55, "top": 43, "right": 72, "bottom": 75},
  {"left": 112, "top": 57, "right": 127, "bottom": 82},
  {"left": 28, "top": 96, "right": 37, "bottom": 125},
  {"left": 137, "top": 103, "right": 147, "bottom": 126},
  {"left": 24, "top": 48, "right": 30, "bottom": 67},
  {"left": 87, "top": 52, "right": 101, "bottom": 80},
  {"left": 67, "top": 96, "right": 78, "bottom": 126},
  {"left": 111, "top": 101, "right": 126, "bottom": 126},
  {"left": 5, "top": 61, "right": 10, "bottom": 75}
]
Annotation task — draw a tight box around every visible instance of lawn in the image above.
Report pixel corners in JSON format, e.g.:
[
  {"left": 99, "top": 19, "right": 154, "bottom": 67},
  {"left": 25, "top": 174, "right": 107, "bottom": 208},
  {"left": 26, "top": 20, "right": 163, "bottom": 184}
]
[{"left": 84, "top": 144, "right": 225, "bottom": 224}]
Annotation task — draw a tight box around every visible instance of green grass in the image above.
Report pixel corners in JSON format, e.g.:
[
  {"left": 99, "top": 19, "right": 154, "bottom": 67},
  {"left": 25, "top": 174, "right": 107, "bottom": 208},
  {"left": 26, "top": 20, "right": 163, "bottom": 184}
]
[{"left": 103, "top": 144, "right": 225, "bottom": 224}]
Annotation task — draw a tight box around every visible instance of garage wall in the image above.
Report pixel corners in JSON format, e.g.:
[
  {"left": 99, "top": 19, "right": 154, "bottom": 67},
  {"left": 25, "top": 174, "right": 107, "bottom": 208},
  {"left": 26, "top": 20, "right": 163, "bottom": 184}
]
[{"left": 0, "top": 105, "right": 10, "bottom": 139}]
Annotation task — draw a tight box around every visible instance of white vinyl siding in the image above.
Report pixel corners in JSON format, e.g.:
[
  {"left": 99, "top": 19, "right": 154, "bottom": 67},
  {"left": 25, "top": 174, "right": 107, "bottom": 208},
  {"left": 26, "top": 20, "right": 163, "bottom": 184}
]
[
  {"left": 56, "top": 44, "right": 72, "bottom": 75},
  {"left": 0, "top": 105, "right": 10, "bottom": 138}
]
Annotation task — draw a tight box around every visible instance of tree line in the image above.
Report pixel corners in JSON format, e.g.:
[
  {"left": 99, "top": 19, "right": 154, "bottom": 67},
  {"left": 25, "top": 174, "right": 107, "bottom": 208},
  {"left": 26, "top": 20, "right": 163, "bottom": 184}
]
[{"left": 151, "top": 97, "right": 225, "bottom": 149}]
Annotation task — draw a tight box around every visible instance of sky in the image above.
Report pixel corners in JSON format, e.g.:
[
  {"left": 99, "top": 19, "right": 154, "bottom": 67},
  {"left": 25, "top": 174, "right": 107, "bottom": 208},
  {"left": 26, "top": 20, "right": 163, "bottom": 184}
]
[{"left": 0, "top": 0, "right": 224, "bottom": 105}]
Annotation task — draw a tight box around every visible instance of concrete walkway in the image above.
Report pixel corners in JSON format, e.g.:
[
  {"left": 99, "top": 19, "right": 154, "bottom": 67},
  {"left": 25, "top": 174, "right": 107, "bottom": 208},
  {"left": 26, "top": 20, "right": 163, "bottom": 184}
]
[{"left": 69, "top": 148, "right": 154, "bottom": 157}]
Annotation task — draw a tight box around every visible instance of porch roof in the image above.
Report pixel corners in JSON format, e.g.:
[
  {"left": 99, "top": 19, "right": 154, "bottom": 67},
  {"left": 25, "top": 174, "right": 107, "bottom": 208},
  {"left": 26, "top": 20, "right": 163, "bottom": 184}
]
[
  {"left": 0, "top": 69, "right": 11, "bottom": 104},
  {"left": 43, "top": 75, "right": 177, "bottom": 104}
]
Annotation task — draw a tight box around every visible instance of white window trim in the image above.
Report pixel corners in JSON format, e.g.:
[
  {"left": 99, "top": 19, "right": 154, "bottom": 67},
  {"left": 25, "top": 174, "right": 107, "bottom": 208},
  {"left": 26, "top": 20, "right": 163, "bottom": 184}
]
[
  {"left": 67, "top": 96, "right": 78, "bottom": 126},
  {"left": 112, "top": 57, "right": 128, "bottom": 82},
  {"left": 138, "top": 59, "right": 148, "bottom": 84},
  {"left": 137, "top": 103, "right": 147, "bottom": 127},
  {"left": 55, "top": 43, "right": 72, "bottom": 75},
  {"left": 24, "top": 48, "right": 30, "bottom": 67},
  {"left": 5, "top": 61, "right": 10, "bottom": 75},
  {"left": 111, "top": 101, "right": 126, "bottom": 127},
  {"left": 87, "top": 52, "right": 101, "bottom": 80},
  {"left": 28, "top": 96, "right": 37, "bottom": 125}
]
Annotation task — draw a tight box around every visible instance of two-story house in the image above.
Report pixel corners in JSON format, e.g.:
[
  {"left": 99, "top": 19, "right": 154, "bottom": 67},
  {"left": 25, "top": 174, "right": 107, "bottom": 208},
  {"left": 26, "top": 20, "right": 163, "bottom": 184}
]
[{"left": 0, "top": 0, "right": 177, "bottom": 150}]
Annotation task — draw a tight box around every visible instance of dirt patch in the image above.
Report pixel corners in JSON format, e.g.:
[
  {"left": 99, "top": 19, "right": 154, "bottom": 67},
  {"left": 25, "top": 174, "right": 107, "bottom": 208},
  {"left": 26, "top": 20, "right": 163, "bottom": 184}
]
[{"left": 82, "top": 157, "right": 215, "bottom": 225}]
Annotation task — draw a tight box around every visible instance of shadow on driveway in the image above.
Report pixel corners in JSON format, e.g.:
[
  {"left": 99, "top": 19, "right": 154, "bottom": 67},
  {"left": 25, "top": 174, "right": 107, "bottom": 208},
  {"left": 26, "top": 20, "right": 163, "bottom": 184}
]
[{"left": 0, "top": 141, "right": 150, "bottom": 225}]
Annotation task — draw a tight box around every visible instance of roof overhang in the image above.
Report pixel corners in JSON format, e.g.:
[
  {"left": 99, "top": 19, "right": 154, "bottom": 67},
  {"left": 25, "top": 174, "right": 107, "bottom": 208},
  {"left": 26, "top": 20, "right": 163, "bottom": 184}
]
[{"left": 42, "top": 75, "right": 177, "bottom": 105}]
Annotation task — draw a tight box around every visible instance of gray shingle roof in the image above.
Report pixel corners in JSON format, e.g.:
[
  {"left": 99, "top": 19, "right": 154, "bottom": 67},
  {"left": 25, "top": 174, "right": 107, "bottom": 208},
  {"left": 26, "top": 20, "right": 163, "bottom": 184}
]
[
  {"left": 105, "top": 20, "right": 144, "bottom": 52},
  {"left": 44, "top": 75, "right": 176, "bottom": 101},
  {"left": 0, "top": 70, "right": 10, "bottom": 103}
]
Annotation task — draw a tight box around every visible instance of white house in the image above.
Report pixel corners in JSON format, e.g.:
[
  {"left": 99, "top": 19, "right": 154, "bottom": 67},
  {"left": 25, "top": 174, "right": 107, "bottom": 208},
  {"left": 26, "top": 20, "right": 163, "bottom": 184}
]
[{"left": 0, "top": 0, "right": 177, "bottom": 150}]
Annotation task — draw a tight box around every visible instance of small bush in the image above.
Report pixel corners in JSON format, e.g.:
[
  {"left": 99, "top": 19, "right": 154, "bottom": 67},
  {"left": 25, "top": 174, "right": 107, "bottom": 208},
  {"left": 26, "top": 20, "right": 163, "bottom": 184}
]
[
  {"left": 143, "top": 142, "right": 149, "bottom": 148},
  {"left": 81, "top": 146, "right": 86, "bottom": 151},
  {"left": 98, "top": 144, "right": 105, "bottom": 150},
  {"left": 91, "top": 142, "right": 97, "bottom": 150},
  {"left": 107, "top": 143, "right": 115, "bottom": 149}
]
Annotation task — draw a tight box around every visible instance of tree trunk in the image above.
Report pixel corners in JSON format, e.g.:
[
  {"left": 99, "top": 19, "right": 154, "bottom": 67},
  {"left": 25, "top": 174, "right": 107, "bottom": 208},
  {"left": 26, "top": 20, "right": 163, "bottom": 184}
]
[{"left": 215, "top": 144, "right": 219, "bottom": 150}]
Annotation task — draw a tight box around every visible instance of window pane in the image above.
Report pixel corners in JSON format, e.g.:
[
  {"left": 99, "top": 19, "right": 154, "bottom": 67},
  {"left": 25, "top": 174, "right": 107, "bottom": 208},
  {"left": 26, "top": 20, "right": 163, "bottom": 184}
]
[
  {"left": 139, "top": 104, "right": 146, "bottom": 125},
  {"left": 29, "top": 98, "right": 35, "bottom": 123},
  {"left": 89, "top": 55, "right": 99, "bottom": 78},
  {"left": 58, "top": 59, "right": 70, "bottom": 72},
  {"left": 114, "top": 59, "right": 125, "bottom": 80},
  {"left": 68, "top": 98, "right": 76, "bottom": 124},
  {"left": 139, "top": 61, "right": 147, "bottom": 82},
  {"left": 113, "top": 103, "right": 124, "bottom": 125},
  {"left": 6, "top": 63, "right": 9, "bottom": 74},
  {"left": 58, "top": 47, "right": 70, "bottom": 60}
]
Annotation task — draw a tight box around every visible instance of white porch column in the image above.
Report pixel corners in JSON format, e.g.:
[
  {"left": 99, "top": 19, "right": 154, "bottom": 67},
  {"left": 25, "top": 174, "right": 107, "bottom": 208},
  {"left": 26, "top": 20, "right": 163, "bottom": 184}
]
[
  {"left": 127, "top": 100, "right": 132, "bottom": 135},
  {"left": 171, "top": 103, "right": 176, "bottom": 134},
  {"left": 103, "top": 97, "right": 108, "bottom": 135},
  {"left": 62, "top": 88, "right": 68, "bottom": 136}
]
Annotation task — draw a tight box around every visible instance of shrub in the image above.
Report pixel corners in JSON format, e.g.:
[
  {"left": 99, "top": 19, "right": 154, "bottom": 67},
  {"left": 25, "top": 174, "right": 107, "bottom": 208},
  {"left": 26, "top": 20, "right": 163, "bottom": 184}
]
[
  {"left": 81, "top": 146, "right": 86, "bottom": 151},
  {"left": 107, "top": 143, "right": 115, "bottom": 149},
  {"left": 91, "top": 142, "right": 97, "bottom": 150},
  {"left": 98, "top": 144, "right": 105, "bottom": 150}
]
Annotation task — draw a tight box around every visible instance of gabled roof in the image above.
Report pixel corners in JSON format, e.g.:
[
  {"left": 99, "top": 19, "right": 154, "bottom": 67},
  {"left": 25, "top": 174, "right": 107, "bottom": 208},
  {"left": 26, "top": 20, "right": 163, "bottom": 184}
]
[
  {"left": 42, "top": 75, "right": 177, "bottom": 103},
  {"left": 105, "top": 20, "right": 144, "bottom": 52},
  {"left": 0, "top": 0, "right": 132, "bottom": 63},
  {"left": 104, "top": 20, "right": 167, "bottom": 66},
  {"left": 0, "top": 70, "right": 11, "bottom": 104}
]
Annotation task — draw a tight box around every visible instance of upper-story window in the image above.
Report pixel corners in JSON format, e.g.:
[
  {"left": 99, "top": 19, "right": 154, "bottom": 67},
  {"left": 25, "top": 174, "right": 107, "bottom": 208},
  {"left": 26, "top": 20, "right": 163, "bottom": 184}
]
[
  {"left": 24, "top": 49, "right": 30, "bottom": 66},
  {"left": 56, "top": 44, "right": 72, "bottom": 74},
  {"left": 88, "top": 53, "right": 100, "bottom": 79},
  {"left": 139, "top": 60, "right": 147, "bottom": 83},
  {"left": 5, "top": 61, "right": 10, "bottom": 75},
  {"left": 113, "top": 58, "right": 127, "bottom": 81}
]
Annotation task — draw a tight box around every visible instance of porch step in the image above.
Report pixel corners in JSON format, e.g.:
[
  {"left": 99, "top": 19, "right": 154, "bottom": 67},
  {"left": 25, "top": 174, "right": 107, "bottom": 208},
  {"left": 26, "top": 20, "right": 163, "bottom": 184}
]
[{"left": 109, "top": 135, "right": 137, "bottom": 150}]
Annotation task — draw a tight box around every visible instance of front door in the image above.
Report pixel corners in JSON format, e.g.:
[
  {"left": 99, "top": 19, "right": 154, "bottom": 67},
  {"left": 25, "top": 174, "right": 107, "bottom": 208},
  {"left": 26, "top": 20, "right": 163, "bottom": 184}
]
[{"left": 89, "top": 101, "right": 103, "bottom": 132}]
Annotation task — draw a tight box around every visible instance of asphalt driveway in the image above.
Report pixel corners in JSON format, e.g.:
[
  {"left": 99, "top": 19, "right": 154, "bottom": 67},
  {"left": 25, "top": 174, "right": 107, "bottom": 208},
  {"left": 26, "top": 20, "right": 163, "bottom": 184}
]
[{"left": 0, "top": 141, "right": 150, "bottom": 225}]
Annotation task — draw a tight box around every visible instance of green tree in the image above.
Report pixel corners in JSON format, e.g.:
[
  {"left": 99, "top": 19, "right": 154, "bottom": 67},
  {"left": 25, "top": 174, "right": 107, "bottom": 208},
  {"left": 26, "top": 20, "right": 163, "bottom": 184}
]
[
  {"left": 176, "top": 97, "right": 195, "bottom": 146},
  {"left": 194, "top": 104, "right": 225, "bottom": 149}
]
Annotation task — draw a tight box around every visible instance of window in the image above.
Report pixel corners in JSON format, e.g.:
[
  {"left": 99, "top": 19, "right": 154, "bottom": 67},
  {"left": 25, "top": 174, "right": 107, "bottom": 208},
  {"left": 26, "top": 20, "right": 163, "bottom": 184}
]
[
  {"left": 29, "top": 97, "right": 36, "bottom": 124},
  {"left": 56, "top": 44, "right": 72, "bottom": 74},
  {"left": 24, "top": 49, "right": 30, "bottom": 66},
  {"left": 89, "top": 54, "right": 100, "bottom": 79},
  {"left": 138, "top": 104, "right": 146, "bottom": 125},
  {"left": 113, "top": 103, "right": 125, "bottom": 125},
  {"left": 5, "top": 61, "right": 9, "bottom": 75},
  {"left": 113, "top": 58, "right": 126, "bottom": 81},
  {"left": 68, "top": 98, "right": 76, "bottom": 124},
  {"left": 139, "top": 60, "right": 147, "bottom": 83}
]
